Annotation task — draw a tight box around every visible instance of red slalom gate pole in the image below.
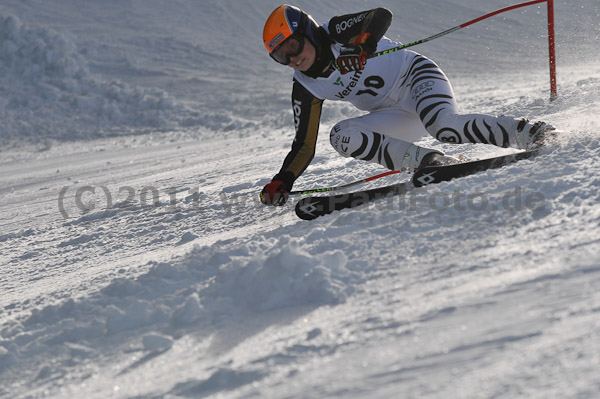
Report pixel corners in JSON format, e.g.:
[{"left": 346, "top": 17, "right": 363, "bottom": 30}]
[
  {"left": 547, "top": 0, "right": 558, "bottom": 100},
  {"left": 371, "top": 0, "right": 558, "bottom": 99},
  {"left": 458, "top": 0, "right": 549, "bottom": 28}
]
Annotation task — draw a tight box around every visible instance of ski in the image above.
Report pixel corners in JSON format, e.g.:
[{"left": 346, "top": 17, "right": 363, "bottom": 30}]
[
  {"left": 413, "top": 149, "right": 539, "bottom": 187},
  {"left": 295, "top": 181, "right": 412, "bottom": 220},
  {"left": 295, "top": 149, "right": 540, "bottom": 220}
]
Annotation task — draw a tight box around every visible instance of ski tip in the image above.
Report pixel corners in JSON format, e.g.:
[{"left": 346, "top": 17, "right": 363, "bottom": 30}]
[{"left": 295, "top": 197, "right": 330, "bottom": 221}]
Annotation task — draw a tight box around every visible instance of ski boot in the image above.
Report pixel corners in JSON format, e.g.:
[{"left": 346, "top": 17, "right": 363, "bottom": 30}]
[
  {"left": 401, "top": 144, "right": 460, "bottom": 172},
  {"left": 514, "top": 119, "right": 557, "bottom": 150},
  {"left": 419, "top": 152, "right": 461, "bottom": 168}
]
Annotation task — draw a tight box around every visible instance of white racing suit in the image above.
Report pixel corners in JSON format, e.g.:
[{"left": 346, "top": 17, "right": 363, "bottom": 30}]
[
  {"left": 315, "top": 46, "right": 521, "bottom": 171},
  {"left": 272, "top": 9, "right": 524, "bottom": 190}
]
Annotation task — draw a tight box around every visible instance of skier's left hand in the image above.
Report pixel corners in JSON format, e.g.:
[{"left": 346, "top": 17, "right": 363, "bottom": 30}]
[
  {"left": 260, "top": 180, "right": 290, "bottom": 206},
  {"left": 336, "top": 45, "right": 368, "bottom": 75}
]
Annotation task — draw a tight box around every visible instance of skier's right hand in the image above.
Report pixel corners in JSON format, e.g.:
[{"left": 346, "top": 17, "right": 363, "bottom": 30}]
[
  {"left": 260, "top": 180, "right": 290, "bottom": 206},
  {"left": 335, "top": 45, "right": 368, "bottom": 75}
]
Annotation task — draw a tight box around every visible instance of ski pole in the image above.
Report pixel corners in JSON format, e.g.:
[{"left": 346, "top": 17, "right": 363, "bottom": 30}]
[
  {"left": 368, "top": 0, "right": 549, "bottom": 59},
  {"left": 289, "top": 170, "right": 402, "bottom": 195}
]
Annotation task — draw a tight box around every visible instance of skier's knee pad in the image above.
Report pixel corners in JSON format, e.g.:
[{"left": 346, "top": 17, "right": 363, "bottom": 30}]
[
  {"left": 329, "top": 120, "right": 359, "bottom": 158},
  {"left": 329, "top": 120, "right": 413, "bottom": 171}
]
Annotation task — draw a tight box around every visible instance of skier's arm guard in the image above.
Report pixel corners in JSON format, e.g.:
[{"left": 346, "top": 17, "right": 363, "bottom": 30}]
[
  {"left": 328, "top": 8, "right": 393, "bottom": 52},
  {"left": 272, "top": 80, "right": 324, "bottom": 189}
]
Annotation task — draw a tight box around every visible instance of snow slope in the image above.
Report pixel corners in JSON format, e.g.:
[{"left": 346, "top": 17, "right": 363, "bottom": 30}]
[{"left": 1, "top": 0, "right": 600, "bottom": 398}]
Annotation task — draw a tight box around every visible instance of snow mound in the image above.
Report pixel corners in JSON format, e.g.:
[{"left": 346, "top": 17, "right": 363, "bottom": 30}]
[
  {"left": 0, "top": 14, "right": 182, "bottom": 141},
  {"left": 0, "top": 236, "right": 355, "bottom": 386},
  {"left": 210, "top": 237, "right": 352, "bottom": 312}
]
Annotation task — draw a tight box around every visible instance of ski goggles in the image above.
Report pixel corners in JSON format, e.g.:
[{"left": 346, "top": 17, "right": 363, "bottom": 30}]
[{"left": 269, "top": 33, "right": 305, "bottom": 65}]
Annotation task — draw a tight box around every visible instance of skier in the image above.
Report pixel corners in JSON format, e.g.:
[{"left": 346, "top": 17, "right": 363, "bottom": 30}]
[{"left": 260, "top": 5, "right": 554, "bottom": 206}]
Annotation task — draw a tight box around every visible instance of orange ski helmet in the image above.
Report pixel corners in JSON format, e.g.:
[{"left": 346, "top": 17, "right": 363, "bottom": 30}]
[{"left": 263, "top": 5, "right": 323, "bottom": 61}]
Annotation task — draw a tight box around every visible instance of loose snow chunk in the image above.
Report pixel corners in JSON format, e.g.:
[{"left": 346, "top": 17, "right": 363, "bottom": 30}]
[
  {"left": 171, "top": 293, "right": 205, "bottom": 326},
  {"left": 142, "top": 333, "right": 173, "bottom": 352}
]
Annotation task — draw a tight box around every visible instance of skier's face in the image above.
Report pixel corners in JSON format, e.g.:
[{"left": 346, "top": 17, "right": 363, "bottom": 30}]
[{"left": 288, "top": 39, "right": 315, "bottom": 72}]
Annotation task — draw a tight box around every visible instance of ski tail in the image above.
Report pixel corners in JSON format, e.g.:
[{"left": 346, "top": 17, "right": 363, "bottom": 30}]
[{"left": 413, "top": 149, "right": 540, "bottom": 187}]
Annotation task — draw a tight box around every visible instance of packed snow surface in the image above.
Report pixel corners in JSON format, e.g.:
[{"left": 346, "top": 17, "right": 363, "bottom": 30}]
[{"left": 1, "top": 0, "right": 600, "bottom": 398}]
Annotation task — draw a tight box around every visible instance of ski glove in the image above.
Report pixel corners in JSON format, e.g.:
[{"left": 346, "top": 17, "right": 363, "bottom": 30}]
[
  {"left": 335, "top": 45, "right": 368, "bottom": 75},
  {"left": 260, "top": 180, "right": 290, "bottom": 206}
]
